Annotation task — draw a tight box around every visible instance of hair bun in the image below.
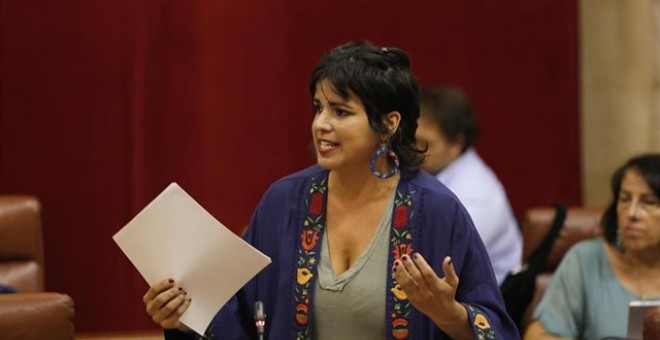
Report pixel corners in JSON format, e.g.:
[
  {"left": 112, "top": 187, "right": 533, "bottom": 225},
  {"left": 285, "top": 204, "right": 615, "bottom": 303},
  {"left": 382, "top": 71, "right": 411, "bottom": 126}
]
[{"left": 380, "top": 47, "right": 410, "bottom": 69}]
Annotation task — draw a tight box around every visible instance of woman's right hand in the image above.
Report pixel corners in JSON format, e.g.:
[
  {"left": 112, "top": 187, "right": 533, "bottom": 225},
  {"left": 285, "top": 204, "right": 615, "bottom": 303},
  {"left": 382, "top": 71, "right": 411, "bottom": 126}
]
[{"left": 143, "top": 278, "right": 192, "bottom": 329}]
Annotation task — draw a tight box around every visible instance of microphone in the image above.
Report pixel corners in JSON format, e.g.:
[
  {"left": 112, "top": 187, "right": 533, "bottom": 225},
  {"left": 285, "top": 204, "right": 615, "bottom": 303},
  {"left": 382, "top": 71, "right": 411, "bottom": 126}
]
[{"left": 254, "top": 301, "right": 266, "bottom": 340}]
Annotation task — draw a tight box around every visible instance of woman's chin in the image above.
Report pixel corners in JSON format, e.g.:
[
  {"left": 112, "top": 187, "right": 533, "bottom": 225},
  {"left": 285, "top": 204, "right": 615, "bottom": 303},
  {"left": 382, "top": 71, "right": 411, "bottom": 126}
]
[
  {"left": 316, "top": 159, "right": 337, "bottom": 171},
  {"left": 316, "top": 160, "right": 334, "bottom": 171},
  {"left": 623, "top": 240, "right": 654, "bottom": 252}
]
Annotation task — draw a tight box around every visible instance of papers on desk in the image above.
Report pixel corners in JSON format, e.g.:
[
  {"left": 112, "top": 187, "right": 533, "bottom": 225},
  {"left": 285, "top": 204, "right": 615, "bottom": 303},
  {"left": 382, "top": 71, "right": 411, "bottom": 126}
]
[{"left": 113, "top": 183, "right": 271, "bottom": 335}]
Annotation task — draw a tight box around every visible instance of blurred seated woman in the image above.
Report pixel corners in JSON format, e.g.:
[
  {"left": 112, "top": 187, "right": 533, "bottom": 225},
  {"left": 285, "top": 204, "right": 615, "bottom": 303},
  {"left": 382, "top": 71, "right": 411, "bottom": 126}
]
[{"left": 524, "top": 154, "right": 660, "bottom": 339}]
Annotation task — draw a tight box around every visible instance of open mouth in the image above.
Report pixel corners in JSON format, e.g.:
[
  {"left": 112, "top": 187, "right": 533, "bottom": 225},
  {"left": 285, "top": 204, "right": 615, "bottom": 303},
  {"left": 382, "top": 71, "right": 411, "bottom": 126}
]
[{"left": 318, "top": 140, "right": 339, "bottom": 153}]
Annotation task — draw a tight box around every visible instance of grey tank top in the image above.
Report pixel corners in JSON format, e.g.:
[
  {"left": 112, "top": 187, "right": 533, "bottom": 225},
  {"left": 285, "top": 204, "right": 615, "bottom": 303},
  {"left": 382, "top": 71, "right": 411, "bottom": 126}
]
[{"left": 311, "top": 189, "right": 395, "bottom": 340}]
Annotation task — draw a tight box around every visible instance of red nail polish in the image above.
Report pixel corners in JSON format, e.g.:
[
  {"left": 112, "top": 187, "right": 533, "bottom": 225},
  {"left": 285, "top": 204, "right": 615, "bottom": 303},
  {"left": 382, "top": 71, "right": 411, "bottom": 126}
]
[
  {"left": 183, "top": 291, "right": 188, "bottom": 296},
  {"left": 178, "top": 287, "right": 183, "bottom": 291},
  {"left": 402, "top": 256, "right": 408, "bottom": 262},
  {"left": 394, "top": 261, "right": 399, "bottom": 267},
  {"left": 413, "top": 253, "right": 419, "bottom": 259},
  {"left": 393, "top": 267, "right": 397, "bottom": 272},
  {"left": 168, "top": 278, "right": 174, "bottom": 284}
]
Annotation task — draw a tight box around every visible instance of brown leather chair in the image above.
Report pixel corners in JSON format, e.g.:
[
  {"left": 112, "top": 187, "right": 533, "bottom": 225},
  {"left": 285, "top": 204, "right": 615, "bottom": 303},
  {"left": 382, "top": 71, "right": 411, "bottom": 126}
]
[
  {"left": 0, "top": 195, "right": 75, "bottom": 340},
  {"left": 519, "top": 206, "right": 604, "bottom": 331},
  {"left": 0, "top": 292, "right": 74, "bottom": 340}
]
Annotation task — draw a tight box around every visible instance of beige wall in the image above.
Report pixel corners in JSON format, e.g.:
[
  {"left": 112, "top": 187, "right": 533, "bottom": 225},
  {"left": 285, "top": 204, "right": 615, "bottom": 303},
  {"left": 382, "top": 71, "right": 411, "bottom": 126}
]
[{"left": 581, "top": 0, "right": 660, "bottom": 206}]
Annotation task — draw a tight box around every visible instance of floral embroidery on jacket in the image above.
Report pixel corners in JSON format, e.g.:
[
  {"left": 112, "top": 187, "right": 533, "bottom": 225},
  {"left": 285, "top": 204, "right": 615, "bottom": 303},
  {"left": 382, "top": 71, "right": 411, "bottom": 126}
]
[
  {"left": 388, "top": 189, "right": 415, "bottom": 339},
  {"left": 294, "top": 175, "right": 327, "bottom": 339},
  {"left": 466, "top": 304, "right": 496, "bottom": 339}
]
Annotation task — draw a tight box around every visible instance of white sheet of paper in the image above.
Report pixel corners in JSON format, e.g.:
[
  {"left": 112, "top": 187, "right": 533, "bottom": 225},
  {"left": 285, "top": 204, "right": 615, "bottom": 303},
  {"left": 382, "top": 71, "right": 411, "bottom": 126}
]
[{"left": 113, "top": 182, "right": 271, "bottom": 335}]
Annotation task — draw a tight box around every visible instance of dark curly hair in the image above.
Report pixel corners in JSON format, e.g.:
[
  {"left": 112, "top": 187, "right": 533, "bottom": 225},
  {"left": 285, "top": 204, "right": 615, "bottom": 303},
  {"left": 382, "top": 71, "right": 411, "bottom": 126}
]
[
  {"left": 308, "top": 41, "right": 425, "bottom": 175},
  {"left": 601, "top": 153, "right": 660, "bottom": 246}
]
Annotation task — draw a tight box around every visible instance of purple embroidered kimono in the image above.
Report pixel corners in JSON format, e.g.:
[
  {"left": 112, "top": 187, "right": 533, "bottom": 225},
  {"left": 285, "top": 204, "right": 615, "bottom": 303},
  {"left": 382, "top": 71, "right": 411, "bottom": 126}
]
[{"left": 165, "top": 165, "right": 519, "bottom": 339}]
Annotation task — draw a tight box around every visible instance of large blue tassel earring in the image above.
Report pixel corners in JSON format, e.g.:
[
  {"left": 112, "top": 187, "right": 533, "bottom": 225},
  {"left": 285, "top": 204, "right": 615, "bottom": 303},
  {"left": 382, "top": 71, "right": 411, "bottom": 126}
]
[{"left": 369, "top": 144, "right": 400, "bottom": 179}]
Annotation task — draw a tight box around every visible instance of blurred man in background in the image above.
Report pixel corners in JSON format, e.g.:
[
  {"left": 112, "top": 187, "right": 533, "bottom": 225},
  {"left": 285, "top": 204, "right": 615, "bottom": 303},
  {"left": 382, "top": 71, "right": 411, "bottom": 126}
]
[{"left": 416, "top": 85, "right": 522, "bottom": 285}]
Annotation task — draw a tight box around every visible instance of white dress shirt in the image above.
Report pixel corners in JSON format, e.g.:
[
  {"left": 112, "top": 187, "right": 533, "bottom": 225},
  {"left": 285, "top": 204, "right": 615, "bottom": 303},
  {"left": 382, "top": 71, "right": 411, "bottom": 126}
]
[{"left": 436, "top": 148, "right": 522, "bottom": 284}]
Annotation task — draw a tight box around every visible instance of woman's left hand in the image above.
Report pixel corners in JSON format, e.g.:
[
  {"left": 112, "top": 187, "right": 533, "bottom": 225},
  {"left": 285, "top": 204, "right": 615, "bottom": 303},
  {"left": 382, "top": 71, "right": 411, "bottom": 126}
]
[{"left": 392, "top": 253, "right": 467, "bottom": 327}]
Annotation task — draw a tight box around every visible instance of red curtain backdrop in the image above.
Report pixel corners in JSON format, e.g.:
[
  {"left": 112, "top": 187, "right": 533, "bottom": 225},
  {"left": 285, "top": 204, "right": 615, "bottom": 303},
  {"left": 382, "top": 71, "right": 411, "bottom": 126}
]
[{"left": 0, "top": 0, "right": 579, "bottom": 332}]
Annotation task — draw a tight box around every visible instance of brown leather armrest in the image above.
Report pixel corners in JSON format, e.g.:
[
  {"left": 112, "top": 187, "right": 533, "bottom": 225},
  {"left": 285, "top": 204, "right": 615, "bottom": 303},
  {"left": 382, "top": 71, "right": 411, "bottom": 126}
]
[
  {"left": 0, "top": 292, "right": 75, "bottom": 340},
  {"left": 0, "top": 195, "right": 44, "bottom": 291}
]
